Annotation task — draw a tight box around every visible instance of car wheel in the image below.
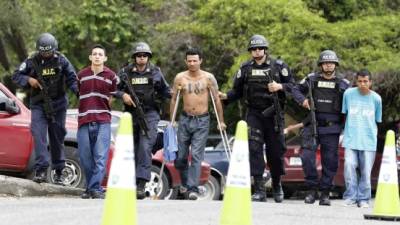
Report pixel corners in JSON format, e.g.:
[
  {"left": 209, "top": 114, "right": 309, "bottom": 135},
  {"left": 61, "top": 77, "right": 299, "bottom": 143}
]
[
  {"left": 47, "top": 146, "right": 86, "bottom": 188},
  {"left": 198, "top": 175, "right": 221, "bottom": 200},
  {"left": 145, "top": 165, "right": 177, "bottom": 199}
]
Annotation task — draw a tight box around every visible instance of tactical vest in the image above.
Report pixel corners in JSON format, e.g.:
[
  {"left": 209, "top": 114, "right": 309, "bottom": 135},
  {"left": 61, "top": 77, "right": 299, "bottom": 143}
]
[
  {"left": 243, "top": 59, "right": 283, "bottom": 109},
  {"left": 126, "top": 64, "right": 157, "bottom": 110},
  {"left": 30, "top": 53, "right": 64, "bottom": 104},
  {"left": 312, "top": 76, "right": 342, "bottom": 113}
]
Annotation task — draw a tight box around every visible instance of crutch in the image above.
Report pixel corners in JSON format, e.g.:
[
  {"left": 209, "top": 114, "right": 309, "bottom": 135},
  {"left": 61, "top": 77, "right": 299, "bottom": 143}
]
[
  {"left": 155, "top": 85, "right": 181, "bottom": 199},
  {"left": 208, "top": 86, "right": 231, "bottom": 161}
]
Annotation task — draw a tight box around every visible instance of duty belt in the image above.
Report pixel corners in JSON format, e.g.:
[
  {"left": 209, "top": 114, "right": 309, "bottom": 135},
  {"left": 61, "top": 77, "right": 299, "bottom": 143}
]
[
  {"left": 317, "top": 120, "right": 339, "bottom": 127},
  {"left": 182, "top": 111, "right": 209, "bottom": 119}
]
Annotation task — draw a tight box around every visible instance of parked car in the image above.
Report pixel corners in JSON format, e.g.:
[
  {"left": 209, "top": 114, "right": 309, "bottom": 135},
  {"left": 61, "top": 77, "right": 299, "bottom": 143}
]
[
  {"left": 67, "top": 110, "right": 211, "bottom": 199},
  {"left": 0, "top": 82, "right": 111, "bottom": 188}
]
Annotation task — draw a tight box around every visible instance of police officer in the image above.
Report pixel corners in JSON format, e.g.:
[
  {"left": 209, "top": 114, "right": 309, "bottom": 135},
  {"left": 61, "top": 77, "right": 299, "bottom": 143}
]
[
  {"left": 292, "top": 50, "right": 350, "bottom": 206},
  {"left": 115, "top": 42, "right": 171, "bottom": 199},
  {"left": 220, "top": 34, "right": 294, "bottom": 202},
  {"left": 12, "top": 33, "right": 78, "bottom": 184}
]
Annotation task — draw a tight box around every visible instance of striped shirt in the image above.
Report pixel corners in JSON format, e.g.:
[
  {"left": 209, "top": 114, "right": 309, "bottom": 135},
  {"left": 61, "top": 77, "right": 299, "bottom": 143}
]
[{"left": 77, "top": 66, "right": 117, "bottom": 127}]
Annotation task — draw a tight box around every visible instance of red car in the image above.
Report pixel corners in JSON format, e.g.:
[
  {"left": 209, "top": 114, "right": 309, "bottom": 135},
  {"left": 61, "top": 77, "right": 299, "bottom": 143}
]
[
  {"left": 0, "top": 82, "right": 95, "bottom": 188},
  {"left": 208, "top": 131, "right": 400, "bottom": 199},
  {"left": 278, "top": 134, "right": 400, "bottom": 197}
]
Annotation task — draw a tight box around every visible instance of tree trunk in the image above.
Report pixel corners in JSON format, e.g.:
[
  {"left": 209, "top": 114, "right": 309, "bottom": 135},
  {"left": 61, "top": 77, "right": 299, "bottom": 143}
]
[{"left": 0, "top": 36, "right": 11, "bottom": 71}]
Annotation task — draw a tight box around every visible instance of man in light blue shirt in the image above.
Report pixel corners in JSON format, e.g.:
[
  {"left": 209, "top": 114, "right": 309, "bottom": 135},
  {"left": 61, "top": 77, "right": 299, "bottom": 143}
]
[{"left": 342, "top": 69, "right": 382, "bottom": 208}]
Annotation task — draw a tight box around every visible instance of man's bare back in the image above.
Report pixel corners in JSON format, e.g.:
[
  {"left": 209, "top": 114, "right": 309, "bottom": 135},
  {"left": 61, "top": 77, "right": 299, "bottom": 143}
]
[{"left": 174, "top": 70, "right": 216, "bottom": 115}]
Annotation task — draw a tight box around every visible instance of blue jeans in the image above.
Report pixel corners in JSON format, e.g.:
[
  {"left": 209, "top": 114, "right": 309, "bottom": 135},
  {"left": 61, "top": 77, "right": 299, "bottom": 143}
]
[
  {"left": 175, "top": 113, "right": 210, "bottom": 191},
  {"left": 343, "top": 149, "right": 376, "bottom": 203},
  {"left": 77, "top": 122, "right": 111, "bottom": 192}
]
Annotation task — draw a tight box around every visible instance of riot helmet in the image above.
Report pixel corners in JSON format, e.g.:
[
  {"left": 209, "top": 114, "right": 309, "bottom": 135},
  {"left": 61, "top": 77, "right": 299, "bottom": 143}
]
[
  {"left": 36, "top": 33, "right": 58, "bottom": 56},
  {"left": 248, "top": 34, "right": 269, "bottom": 51},
  {"left": 317, "top": 50, "right": 339, "bottom": 65},
  {"left": 131, "top": 42, "right": 152, "bottom": 58}
]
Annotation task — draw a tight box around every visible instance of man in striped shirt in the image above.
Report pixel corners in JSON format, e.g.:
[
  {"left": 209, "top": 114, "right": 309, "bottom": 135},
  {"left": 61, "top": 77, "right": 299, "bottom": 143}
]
[{"left": 77, "top": 44, "right": 117, "bottom": 199}]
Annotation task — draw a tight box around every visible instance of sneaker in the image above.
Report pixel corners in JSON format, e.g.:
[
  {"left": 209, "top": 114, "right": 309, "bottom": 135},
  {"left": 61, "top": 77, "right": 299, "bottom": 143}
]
[
  {"left": 188, "top": 191, "right": 199, "bottom": 200},
  {"left": 342, "top": 199, "right": 357, "bottom": 207},
  {"left": 358, "top": 201, "right": 369, "bottom": 208},
  {"left": 32, "top": 170, "right": 47, "bottom": 183}
]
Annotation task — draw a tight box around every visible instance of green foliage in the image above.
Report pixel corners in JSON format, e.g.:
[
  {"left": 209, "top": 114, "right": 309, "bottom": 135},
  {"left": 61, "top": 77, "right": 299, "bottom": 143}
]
[
  {"left": 1, "top": 0, "right": 400, "bottom": 126},
  {"left": 54, "top": 0, "right": 146, "bottom": 71}
]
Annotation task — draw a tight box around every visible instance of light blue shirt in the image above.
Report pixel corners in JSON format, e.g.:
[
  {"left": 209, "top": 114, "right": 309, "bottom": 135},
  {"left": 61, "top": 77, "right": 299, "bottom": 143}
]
[{"left": 342, "top": 87, "right": 382, "bottom": 151}]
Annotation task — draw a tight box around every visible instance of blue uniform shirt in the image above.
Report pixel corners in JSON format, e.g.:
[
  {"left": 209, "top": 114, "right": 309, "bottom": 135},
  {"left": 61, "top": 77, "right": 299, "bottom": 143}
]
[
  {"left": 226, "top": 57, "right": 294, "bottom": 104},
  {"left": 115, "top": 63, "right": 171, "bottom": 101},
  {"left": 292, "top": 72, "right": 350, "bottom": 134},
  {"left": 12, "top": 52, "right": 78, "bottom": 109},
  {"left": 342, "top": 87, "right": 382, "bottom": 151}
]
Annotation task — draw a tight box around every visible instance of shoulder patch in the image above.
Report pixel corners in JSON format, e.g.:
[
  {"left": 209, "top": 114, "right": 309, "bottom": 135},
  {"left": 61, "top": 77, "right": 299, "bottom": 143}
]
[
  {"left": 342, "top": 78, "right": 350, "bottom": 84},
  {"left": 19, "top": 62, "right": 27, "bottom": 71},
  {"left": 307, "top": 73, "right": 315, "bottom": 78},
  {"left": 236, "top": 69, "right": 242, "bottom": 78},
  {"left": 281, "top": 68, "right": 288, "bottom": 76},
  {"left": 276, "top": 59, "right": 284, "bottom": 65}
]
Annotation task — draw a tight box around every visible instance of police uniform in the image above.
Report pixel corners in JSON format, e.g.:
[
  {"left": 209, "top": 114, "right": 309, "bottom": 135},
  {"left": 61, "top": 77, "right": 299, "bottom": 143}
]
[
  {"left": 12, "top": 52, "right": 78, "bottom": 174},
  {"left": 292, "top": 72, "right": 350, "bottom": 201},
  {"left": 115, "top": 63, "right": 171, "bottom": 183},
  {"left": 226, "top": 56, "right": 294, "bottom": 201}
]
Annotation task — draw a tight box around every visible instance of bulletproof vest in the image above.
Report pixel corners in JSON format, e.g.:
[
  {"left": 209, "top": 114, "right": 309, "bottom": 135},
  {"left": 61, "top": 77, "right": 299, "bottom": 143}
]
[
  {"left": 126, "top": 64, "right": 157, "bottom": 110},
  {"left": 312, "top": 76, "right": 342, "bottom": 113},
  {"left": 30, "top": 53, "right": 64, "bottom": 103},
  {"left": 243, "top": 59, "right": 282, "bottom": 109}
]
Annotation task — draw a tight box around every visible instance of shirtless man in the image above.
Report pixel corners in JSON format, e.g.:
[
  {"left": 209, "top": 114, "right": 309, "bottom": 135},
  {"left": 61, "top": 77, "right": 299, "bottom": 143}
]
[{"left": 170, "top": 48, "right": 226, "bottom": 200}]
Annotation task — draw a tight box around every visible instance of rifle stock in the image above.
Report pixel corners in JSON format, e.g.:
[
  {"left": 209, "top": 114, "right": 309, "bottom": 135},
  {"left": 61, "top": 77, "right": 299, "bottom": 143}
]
[{"left": 120, "top": 72, "right": 150, "bottom": 137}]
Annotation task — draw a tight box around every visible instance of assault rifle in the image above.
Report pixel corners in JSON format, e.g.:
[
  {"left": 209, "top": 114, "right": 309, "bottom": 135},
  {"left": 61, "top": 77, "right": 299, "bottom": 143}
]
[
  {"left": 120, "top": 72, "right": 149, "bottom": 137},
  {"left": 307, "top": 79, "right": 318, "bottom": 150},
  {"left": 31, "top": 58, "right": 56, "bottom": 123},
  {"left": 261, "top": 70, "right": 284, "bottom": 136}
]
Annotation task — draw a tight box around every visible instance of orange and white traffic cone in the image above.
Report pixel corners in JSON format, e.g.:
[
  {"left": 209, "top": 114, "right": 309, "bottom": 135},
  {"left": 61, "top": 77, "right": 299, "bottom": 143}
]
[
  {"left": 101, "top": 112, "right": 137, "bottom": 225},
  {"left": 364, "top": 130, "right": 400, "bottom": 221}
]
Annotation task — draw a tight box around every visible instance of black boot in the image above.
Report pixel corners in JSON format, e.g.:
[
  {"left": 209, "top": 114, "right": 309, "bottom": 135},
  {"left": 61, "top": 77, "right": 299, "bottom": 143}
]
[
  {"left": 136, "top": 179, "right": 147, "bottom": 200},
  {"left": 304, "top": 189, "right": 318, "bottom": 204},
  {"left": 32, "top": 169, "right": 47, "bottom": 183},
  {"left": 251, "top": 177, "right": 266, "bottom": 202},
  {"left": 53, "top": 169, "right": 64, "bottom": 185},
  {"left": 319, "top": 190, "right": 331, "bottom": 206},
  {"left": 272, "top": 183, "right": 284, "bottom": 203}
]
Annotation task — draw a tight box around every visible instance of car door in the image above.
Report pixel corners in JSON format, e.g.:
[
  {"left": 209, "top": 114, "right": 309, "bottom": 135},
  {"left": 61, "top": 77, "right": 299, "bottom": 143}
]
[{"left": 0, "top": 88, "right": 33, "bottom": 170}]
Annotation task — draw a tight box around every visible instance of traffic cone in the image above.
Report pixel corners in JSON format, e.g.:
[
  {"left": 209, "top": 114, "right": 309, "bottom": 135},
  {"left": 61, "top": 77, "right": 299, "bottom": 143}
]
[
  {"left": 101, "top": 112, "right": 137, "bottom": 225},
  {"left": 365, "top": 130, "right": 400, "bottom": 221},
  {"left": 220, "top": 120, "right": 252, "bottom": 225}
]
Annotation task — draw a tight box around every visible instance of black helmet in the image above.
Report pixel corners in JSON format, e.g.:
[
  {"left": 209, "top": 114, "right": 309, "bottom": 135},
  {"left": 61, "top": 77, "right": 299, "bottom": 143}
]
[
  {"left": 36, "top": 33, "right": 58, "bottom": 54},
  {"left": 131, "top": 42, "right": 152, "bottom": 58},
  {"left": 248, "top": 34, "right": 269, "bottom": 51},
  {"left": 318, "top": 50, "right": 339, "bottom": 65}
]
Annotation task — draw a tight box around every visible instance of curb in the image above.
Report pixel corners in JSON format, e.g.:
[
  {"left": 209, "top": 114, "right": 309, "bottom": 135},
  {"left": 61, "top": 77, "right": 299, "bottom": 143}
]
[{"left": 0, "top": 175, "right": 83, "bottom": 197}]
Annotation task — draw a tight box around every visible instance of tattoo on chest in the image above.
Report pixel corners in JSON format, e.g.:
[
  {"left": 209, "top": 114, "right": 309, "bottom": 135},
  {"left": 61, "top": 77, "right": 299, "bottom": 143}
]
[{"left": 186, "top": 81, "right": 204, "bottom": 95}]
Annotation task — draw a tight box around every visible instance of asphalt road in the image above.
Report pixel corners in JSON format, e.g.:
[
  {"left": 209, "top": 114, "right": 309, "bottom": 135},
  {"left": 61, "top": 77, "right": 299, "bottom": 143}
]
[{"left": 0, "top": 197, "right": 388, "bottom": 225}]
